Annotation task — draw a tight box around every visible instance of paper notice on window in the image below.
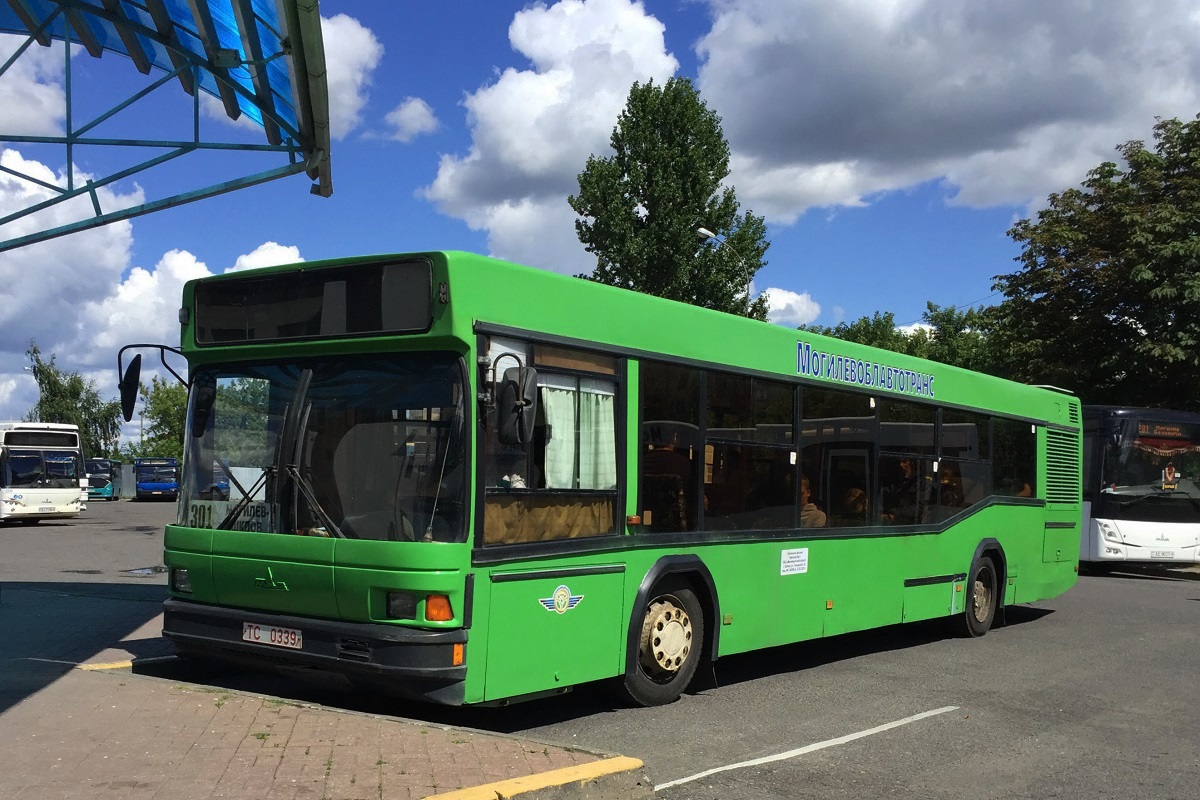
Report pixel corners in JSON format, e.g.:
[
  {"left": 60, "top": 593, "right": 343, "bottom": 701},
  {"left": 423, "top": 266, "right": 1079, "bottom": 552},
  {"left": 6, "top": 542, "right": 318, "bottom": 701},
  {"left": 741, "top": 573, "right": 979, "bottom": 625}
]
[{"left": 781, "top": 547, "right": 809, "bottom": 576}]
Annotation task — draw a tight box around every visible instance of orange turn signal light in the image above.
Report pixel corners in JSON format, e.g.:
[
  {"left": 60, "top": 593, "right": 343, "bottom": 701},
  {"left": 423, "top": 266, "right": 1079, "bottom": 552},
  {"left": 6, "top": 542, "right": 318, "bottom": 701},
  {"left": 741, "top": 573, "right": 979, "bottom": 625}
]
[
  {"left": 452, "top": 643, "right": 464, "bottom": 667},
  {"left": 425, "top": 594, "right": 453, "bottom": 621}
]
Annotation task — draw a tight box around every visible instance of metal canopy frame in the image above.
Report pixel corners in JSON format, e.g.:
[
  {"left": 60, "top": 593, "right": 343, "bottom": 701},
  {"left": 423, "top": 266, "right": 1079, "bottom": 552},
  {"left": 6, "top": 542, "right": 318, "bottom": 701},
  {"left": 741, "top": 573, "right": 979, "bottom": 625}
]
[{"left": 0, "top": 0, "right": 331, "bottom": 254}]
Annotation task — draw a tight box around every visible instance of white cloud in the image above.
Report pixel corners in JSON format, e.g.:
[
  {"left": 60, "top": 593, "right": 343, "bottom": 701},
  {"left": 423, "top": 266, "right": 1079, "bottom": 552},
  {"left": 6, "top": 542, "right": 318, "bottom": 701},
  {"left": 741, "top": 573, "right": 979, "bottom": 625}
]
[
  {"left": 421, "top": 0, "right": 678, "bottom": 275},
  {"left": 0, "top": 149, "right": 140, "bottom": 364},
  {"left": 385, "top": 97, "right": 439, "bottom": 142},
  {"left": 764, "top": 286, "right": 821, "bottom": 327},
  {"left": 228, "top": 242, "right": 303, "bottom": 273},
  {"left": 0, "top": 148, "right": 301, "bottom": 420},
  {"left": 696, "top": 0, "right": 1200, "bottom": 221},
  {"left": 0, "top": 33, "right": 66, "bottom": 136},
  {"left": 321, "top": 14, "right": 384, "bottom": 140}
]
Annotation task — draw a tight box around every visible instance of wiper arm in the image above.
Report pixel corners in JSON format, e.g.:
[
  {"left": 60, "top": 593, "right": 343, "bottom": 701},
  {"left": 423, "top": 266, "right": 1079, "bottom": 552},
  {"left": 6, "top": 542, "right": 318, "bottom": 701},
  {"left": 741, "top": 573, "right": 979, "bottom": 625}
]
[
  {"left": 221, "top": 460, "right": 250, "bottom": 501},
  {"left": 286, "top": 465, "right": 345, "bottom": 538},
  {"left": 215, "top": 468, "right": 272, "bottom": 530}
]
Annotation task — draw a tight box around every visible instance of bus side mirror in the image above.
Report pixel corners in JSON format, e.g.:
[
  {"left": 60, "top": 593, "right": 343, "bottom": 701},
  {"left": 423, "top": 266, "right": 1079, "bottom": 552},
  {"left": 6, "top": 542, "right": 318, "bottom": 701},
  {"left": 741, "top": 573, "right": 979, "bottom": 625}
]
[
  {"left": 497, "top": 367, "right": 538, "bottom": 445},
  {"left": 119, "top": 354, "right": 142, "bottom": 422}
]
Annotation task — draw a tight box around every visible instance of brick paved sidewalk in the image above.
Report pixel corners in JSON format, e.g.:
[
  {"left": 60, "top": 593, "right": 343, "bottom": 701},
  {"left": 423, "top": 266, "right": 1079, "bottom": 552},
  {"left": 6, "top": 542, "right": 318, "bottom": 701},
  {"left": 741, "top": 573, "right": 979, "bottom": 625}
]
[
  {"left": 0, "top": 667, "right": 650, "bottom": 800},
  {"left": 0, "top": 585, "right": 651, "bottom": 800}
]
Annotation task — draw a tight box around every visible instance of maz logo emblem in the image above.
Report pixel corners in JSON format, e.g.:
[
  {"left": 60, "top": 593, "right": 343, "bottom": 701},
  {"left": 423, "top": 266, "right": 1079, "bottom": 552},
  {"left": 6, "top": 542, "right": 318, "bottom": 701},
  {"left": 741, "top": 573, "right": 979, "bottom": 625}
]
[{"left": 255, "top": 567, "right": 289, "bottom": 591}]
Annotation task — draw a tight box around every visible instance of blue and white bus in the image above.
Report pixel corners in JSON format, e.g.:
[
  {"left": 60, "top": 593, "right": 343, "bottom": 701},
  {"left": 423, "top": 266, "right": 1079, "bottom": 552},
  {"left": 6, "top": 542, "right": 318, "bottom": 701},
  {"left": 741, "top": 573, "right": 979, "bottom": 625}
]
[
  {"left": 0, "top": 422, "right": 87, "bottom": 524},
  {"left": 1081, "top": 406, "right": 1200, "bottom": 567},
  {"left": 134, "top": 457, "right": 180, "bottom": 501},
  {"left": 86, "top": 458, "right": 123, "bottom": 501}
]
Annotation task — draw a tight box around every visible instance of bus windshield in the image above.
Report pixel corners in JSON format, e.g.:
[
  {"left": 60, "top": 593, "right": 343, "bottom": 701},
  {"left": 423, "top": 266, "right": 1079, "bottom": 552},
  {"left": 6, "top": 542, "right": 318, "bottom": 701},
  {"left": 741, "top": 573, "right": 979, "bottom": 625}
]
[
  {"left": 8, "top": 449, "right": 81, "bottom": 488},
  {"left": 1102, "top": 417, "right": 1200, "bottom": 500},
  {"left": 182, "top": 352, "right": 467, "bottom": 542}
]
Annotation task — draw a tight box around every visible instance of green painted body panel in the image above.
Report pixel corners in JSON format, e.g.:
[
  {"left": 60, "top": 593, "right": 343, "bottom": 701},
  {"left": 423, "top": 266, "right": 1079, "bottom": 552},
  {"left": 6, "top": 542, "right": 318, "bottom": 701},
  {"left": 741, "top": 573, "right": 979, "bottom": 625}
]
[
  {"left": 163, "top": 250, "right": 1083, "bottom": 706},
  {"left": 482, "top": 568, "right": 626, "bottom": 701}
]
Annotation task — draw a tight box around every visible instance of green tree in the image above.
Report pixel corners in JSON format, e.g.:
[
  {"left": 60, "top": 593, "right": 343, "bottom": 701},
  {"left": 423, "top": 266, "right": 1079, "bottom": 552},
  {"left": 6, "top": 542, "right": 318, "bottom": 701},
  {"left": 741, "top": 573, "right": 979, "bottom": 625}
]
[
  {"left": 569, "top": 77, "right": 771, "bottom": 319},
  {"left": 805, "top": 304, "right": 998, "bottom": 373},
  {"left": 804, "top": 311, "right": 924, "bottom": 356},
  {"left": 137, "top": 375, "right": 188, "bottom": 459},
  {"left": 24, "top": 341, "right": 122, "bottom": 458},
  {"left": 993, "top": 115, "right": 1200, "bottom": 409}
]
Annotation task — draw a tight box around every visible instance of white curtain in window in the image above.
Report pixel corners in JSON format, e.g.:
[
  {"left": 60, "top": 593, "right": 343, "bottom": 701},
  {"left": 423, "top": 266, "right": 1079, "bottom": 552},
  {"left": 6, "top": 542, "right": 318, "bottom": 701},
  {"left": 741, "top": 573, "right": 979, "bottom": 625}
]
[
  {"left": 579, "top": 378, "right": 616, "bottom": 489},
  {"left": 539, "top": 375, "right": 577, "bottom": 489},
  {"left": 538, "top": 375, "right": 617, "bottom": 489}
]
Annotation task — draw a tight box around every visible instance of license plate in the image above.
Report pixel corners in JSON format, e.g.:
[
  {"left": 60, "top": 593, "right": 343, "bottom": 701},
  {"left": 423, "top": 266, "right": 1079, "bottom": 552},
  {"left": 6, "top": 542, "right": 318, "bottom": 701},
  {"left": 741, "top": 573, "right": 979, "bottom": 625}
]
[
  {"left": 1150, "top": 550, "right": 1174, "bottom": 559},
  {"left": 39, "top": 506, "right": 55, "bottom": 513},
  {"left": 242, "top": 622, "right": 302, "bottom": 650}
]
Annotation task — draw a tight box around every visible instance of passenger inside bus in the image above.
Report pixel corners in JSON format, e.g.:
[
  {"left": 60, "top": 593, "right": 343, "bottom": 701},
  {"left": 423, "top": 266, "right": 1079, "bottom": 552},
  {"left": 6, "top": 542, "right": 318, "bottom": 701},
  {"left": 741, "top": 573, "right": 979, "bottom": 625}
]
[{"left": 800, "top": 475, "right": 826, "bottom": 527}]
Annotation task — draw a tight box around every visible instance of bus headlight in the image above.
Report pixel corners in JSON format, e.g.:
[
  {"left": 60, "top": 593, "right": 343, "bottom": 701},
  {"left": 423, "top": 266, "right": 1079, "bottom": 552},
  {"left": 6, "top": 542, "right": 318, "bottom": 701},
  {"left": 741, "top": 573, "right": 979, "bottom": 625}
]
[
  {"left": 171, "top": 568, "right": 192, "bottom": 593},
  {"left": 1098, "top": 521, "right": 1122, "bottom": 543},
  {"left": 386, "top": 590, "right": 418, "bottom": 620}
]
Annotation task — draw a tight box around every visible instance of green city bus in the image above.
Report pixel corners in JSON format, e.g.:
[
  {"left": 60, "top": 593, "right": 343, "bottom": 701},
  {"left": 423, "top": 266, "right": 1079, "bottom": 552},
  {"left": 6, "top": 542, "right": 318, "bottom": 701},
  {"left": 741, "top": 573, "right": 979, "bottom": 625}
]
[{"left": 120, "top": 250, "right": 1082, "bottom": 707}]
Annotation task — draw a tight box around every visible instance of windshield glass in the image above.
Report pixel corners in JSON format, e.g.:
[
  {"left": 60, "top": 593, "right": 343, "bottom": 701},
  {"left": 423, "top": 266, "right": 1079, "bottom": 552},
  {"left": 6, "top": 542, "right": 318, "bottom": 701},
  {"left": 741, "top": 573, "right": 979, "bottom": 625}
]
[
  {"left": 6, "top": 449, "right": 81, "bottom": 488},
  {"left": 180, "top": 353, "right": 467, "bottom": 542},
  {"left": 1102, "top": 417, "right": 1200, "bottom": 499}
]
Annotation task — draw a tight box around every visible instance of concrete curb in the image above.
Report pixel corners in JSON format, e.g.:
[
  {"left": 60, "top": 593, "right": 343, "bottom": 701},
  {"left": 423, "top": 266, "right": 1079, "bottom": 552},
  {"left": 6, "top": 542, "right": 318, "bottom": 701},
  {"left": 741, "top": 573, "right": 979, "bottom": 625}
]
[{"left": 424, "top": 756, "right": 654, "bottom": 800}]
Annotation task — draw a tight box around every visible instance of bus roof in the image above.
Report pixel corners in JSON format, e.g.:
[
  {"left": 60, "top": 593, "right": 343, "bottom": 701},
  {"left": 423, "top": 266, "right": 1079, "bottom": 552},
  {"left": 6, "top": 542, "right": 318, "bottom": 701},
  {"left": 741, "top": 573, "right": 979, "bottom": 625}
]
[{"left": 179, "top": 250, "right": 1079, "bottom": 428}]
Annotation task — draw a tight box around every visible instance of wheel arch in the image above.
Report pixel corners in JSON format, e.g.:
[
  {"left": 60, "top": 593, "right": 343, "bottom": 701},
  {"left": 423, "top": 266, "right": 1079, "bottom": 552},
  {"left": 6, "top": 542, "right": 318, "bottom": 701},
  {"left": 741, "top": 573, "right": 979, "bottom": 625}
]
[
  {"left": 970, "top": 537, "right": 1008, "bottom": 622},
  {"left": 625, "top": 555, "right": 720, "bottom": 678}
]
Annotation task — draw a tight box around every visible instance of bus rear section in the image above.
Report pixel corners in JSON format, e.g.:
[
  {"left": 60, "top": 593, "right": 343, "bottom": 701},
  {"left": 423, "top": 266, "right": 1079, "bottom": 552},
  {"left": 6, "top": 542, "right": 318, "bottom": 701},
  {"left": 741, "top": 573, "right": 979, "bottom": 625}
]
[
  {"left": 135, "top": 457, "right": 179, "bottom": 501},
  {"left": 0, "top": 422, "right": 86, "bottom": 524},
  {"left": 1081, "top": 406, "right": 1200, "bottom": 566}
]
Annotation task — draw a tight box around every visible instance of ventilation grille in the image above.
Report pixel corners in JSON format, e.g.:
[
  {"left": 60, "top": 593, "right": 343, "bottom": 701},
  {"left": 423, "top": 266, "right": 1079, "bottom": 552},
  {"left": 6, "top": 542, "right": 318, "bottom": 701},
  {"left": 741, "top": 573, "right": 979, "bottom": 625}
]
[
  {"left": 338, "top": 638, "right": 372, "bottom": 662},
  {"left": 1046, "top": 428, "right": 1081, "bottom": 504},
  {"left": 1068, "top": 401, "right": 1080, "bottom": 425}
]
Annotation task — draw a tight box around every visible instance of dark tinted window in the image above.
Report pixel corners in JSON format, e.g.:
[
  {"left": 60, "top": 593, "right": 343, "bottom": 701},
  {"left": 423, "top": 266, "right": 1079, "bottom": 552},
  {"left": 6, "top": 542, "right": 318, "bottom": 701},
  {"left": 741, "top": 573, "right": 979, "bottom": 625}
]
[
  {"left": 801, "top": 387, "right": 874, "bottom": 529},
  {"left": 195, "top": 260, "right": 431, "bottom": 344},
  {"left": 994, "top": 418, "right": 1037, "bottom": 497},
  {"left": 879, "top": 398, "right": 936, "bottom": 454},
  {"left": 640, "top": 362, "right": 702, "bottom": 532},
  {"left": 707, "top": 372, "right": 793, "bottom": 443},
  {"left": 5, "top": 431, "right": 78, "bottom": 447}
]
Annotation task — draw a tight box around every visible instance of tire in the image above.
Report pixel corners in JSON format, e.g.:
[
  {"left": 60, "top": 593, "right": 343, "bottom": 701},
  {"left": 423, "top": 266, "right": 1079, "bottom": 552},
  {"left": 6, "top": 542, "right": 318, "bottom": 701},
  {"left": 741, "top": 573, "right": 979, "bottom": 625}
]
[
  {"left": 621, "top": 582, "right": 704, "bottom": 706},
  {"left": 953, "top": 556, "right": 998, "bottom": 638}
]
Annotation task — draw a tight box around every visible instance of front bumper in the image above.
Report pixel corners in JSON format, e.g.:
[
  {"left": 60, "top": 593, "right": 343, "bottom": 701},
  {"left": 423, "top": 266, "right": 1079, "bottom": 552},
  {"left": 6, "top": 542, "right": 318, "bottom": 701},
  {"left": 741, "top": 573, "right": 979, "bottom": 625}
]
[{"left": 163, "top": 598, "right": 468, "bottom": 704}]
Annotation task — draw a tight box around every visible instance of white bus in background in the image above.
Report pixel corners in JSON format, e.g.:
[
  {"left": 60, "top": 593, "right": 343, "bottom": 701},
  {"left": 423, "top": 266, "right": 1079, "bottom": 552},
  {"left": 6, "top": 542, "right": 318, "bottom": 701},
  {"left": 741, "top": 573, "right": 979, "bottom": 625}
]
[
  {"left": 0, "top": 422, "right": 87, "bottom": 525},
  {"left": 1081, "top": 406, "right": 1200, "bottom": 568}
]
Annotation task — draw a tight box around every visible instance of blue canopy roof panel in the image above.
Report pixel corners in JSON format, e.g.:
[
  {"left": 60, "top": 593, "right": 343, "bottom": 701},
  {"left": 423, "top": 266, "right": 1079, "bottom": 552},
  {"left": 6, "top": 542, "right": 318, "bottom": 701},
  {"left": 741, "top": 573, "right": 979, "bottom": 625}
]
[{"left": 0, "top": 0, "right": 332, "bottom": 252}]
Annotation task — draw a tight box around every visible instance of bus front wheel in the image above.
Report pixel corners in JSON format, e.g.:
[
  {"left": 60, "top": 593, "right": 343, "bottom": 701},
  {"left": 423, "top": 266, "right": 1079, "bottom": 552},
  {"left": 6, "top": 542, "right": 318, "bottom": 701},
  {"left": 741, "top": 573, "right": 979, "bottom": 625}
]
[
  {"left": 622, "top": 582, "right": 704, "bottom": 706},
  {"left": 954, "top": 556, "right": 998, "bottom": 638}
]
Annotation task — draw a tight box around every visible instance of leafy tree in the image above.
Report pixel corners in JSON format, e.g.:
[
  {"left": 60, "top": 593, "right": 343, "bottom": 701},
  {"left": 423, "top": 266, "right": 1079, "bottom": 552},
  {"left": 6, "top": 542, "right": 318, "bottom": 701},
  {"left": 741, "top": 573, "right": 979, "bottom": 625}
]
[
  {"left": 24, "top": 341, "right": 122, "bottom": 458},
  {"left": 569, "top": 77, "right": 771, "bottom": 319},
  {"left": 804, "top": 311, "right": 924, "bottom": 356},
  {"left": 137, "top": 375, "right": 188, "bottom": 459},
  {"left": 805, "top": 304, "right": 998, "bottom": 374},
  {"left": 921, "top": 303, "right": 995, "bottom": 374},
  {"left": 993, "top": 115, "right": 1200, "bottom": 409}
]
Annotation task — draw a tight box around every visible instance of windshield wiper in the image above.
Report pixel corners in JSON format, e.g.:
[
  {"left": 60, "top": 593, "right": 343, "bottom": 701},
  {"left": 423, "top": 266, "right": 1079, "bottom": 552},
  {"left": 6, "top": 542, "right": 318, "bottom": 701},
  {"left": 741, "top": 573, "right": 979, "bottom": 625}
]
[
  {"left": 215, "top": 467, "right": 273, "bottom": 530},
  {"left": 286, "top": 465, "right": 345, "bottom": 538},
  {"left": 220, "top": 460, "right": 250, "bottom": 501}
]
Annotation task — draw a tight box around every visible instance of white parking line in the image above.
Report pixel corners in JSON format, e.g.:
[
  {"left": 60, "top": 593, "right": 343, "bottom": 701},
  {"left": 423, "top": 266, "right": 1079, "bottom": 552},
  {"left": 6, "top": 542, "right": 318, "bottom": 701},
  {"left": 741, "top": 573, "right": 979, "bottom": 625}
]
[{"left": 656, "top": 705, "right": 960, "bottom": 791}]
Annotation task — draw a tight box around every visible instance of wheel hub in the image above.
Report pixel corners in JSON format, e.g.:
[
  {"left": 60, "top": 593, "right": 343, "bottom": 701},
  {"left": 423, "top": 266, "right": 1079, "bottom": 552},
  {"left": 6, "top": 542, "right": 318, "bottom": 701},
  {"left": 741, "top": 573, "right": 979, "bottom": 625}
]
[{"left": 640, "top": 597, "right": 693, "bottom": 676}]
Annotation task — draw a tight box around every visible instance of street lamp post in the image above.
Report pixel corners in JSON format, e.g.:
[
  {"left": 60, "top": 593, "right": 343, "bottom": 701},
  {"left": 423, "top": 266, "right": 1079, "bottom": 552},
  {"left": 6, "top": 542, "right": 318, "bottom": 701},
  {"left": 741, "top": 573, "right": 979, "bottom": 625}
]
[{"left": 696, "top": 227, "right": 754, "bottom": 312}]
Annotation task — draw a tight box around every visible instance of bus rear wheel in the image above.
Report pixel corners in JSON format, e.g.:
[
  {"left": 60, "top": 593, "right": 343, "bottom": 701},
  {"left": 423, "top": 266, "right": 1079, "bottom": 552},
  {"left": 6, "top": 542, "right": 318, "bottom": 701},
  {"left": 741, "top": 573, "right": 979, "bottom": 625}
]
[
  {"left": 954, "top": 556, "right": 997, "bottom": 638},
  {"left": 622, "top": 582, "right": 704, "bottom": 706}
]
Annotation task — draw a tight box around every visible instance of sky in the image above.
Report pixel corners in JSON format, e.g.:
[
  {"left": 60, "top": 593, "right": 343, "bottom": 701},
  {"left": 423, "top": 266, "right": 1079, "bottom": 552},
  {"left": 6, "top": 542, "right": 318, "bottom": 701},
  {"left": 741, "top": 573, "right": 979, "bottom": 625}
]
[{"left": 2, "top": 0, "right": 1200, "bottom": 432}]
